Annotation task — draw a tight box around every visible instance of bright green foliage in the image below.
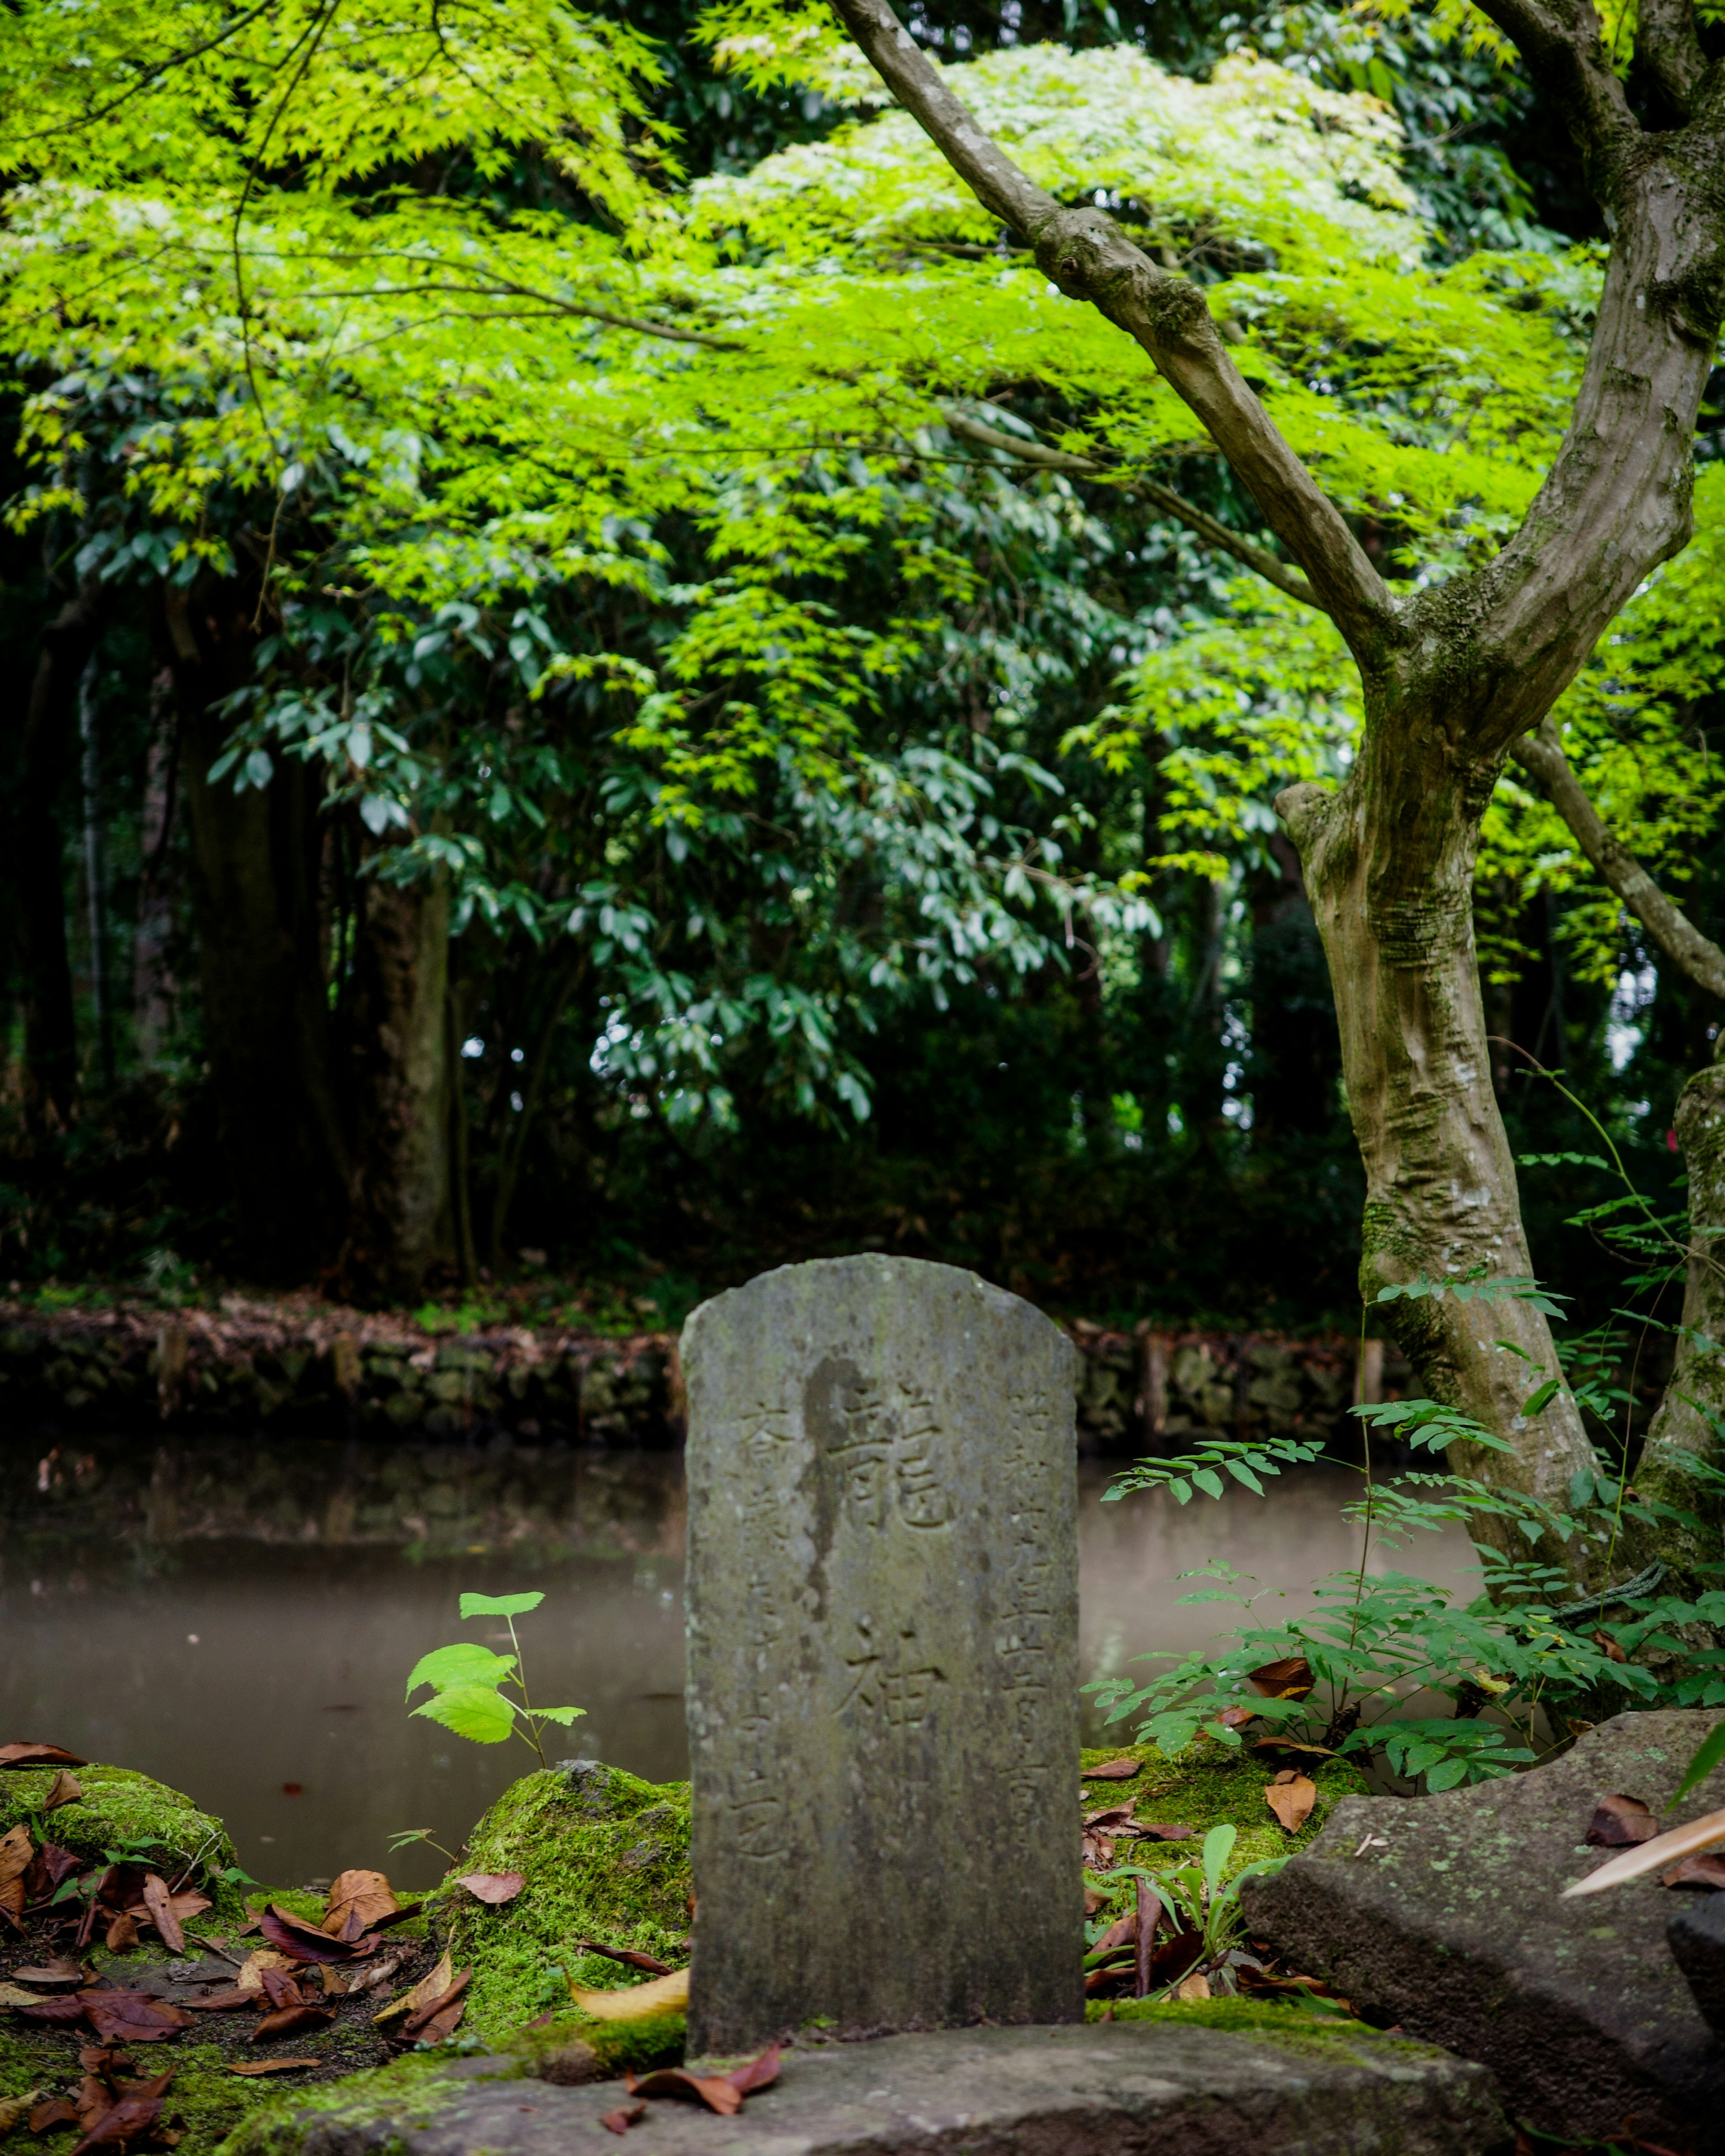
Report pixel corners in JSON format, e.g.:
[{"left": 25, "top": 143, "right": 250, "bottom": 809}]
[
  {"left": 405, "top": 1592, "right": 583, "bottom": 1760},
  {"left": 1107, "top": 1823, "right": 1290, "bottom": 1993}
]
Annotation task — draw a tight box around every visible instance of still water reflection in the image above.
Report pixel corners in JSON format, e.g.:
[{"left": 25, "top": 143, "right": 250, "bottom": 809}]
[{"left": 1, "top": 1445, "right": 1474, "bottom": 1890}]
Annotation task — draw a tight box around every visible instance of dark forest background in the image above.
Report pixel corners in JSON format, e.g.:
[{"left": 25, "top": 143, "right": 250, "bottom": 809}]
[{"left": 1, "top": 0, "right": 1709, "bottom": 1334}]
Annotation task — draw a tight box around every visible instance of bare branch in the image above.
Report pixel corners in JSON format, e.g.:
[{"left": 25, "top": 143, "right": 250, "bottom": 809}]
[
  {"left": 1512, "top": 718, "right": 1725, "bottom": 1000},
  {"left": 1466, "top": 0, "right": 1637, "bottom": 181},
  {"left": 829, "top": 0, "right": 1392, "bottom": 658},
  {"left": 1635, "top": 0, "right": 1709, "bottom": 117},
  {"left": 942, "top": 410, "right": 1320, "bottom": 607}
]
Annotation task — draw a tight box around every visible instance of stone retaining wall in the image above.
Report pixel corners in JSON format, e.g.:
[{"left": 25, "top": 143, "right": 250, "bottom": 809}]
[{"left": 0, "top": 1295, "right": 1399, "bottom": 1453}]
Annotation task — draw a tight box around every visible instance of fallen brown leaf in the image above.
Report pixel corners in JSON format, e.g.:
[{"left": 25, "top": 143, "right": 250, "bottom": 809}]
[
  {"left": 374, "top": 1952, "right": 453, "bottom": 2028},
  {"left": 104, "top": 1916, "right": 140, "bottom": 1954},
  {"left": 0, "top": 1744, "right": 87, "bottom": 1770},
  {"left": 322, "top": 1870, "right": 397, "bottom": 1940},
  {"left": 42, "top": 1773, "right": 84, "bottom": 1813},
  {"left": 318, "top": 1966, "right": 347, "bottom": 1998},
  {"left": 1585, "top": 1794, "right": 1657, "bottom": 1849},
  {"left": 29, "top": 2098, "right": 78, "bottom": 2133},
  {"left": 0, "top": 1983, "right": 52, "bottom": 2008},
  {"left": 14, "top": 1997, "right": 90, "bottom": 2024},
  {"left": 0, "top": 2090, "right": 43, "bottom": 2132},
  {"left": 573, "top": 1941, "right": 670, "bottom": 1976},
  {"left": 253, "top": 2004, "right": 336, "bottom": 2042},
  {"left": 721, "top": 2044, "right": 781, "bottom": 2097},
  {"left": 9, "top": 1966, "right": 80, "bottom": 1991},
  {"left": 598, "top": 2103, "right": 647, "bottom": 2135},
  {"left": 1174, "top": 1972, "right": 1212, "bottom": 2002},
  {"left": 1083, "top": 1805, "right": 1139, "bottom": 1830},
  {"left": 183, "top": 1991, "right": 254, "bottom": 2014},
  {"left": 80, "top": 1993, "right": 195, "bottom": 2044},
  {"left": 1247, "top": 1657, "right": 1315, "bottom": 1701},
  {"left": 624, "top": 2068, "right": 742, "bottom": 2117},
  {"left": 259, "top": 1968, "right": 307, "bottom": 2011},
  {"left": 340, "top": 1957, "right": 402, "bottom": 1998},
  {"left": 1091, "top": 1909, "right": 1138, "bottom": 1958},
  {"left": 1136, "top": 1823, "right": 1196, "bottom": 1842},
  {"left": 452, "top": 1872, "right": 525, "bottom": 1907},
  {"left": 1664, "top": 1853, "right": 1725, "bottom": 1891},
  {"left": 67, "top": 2074, "right": 172, "bottom": 2156},
  {"left": 1590, "top": 1629, "right": 1628, "bottom": 1666},
  {"left": 1215, "top": 1705, "right": 1257, "bottom": 1730},
  {"left": 257, "top": 1905, "right": 360, "bottom": 1964},
  {"left": 400, "top": 1971, "right": 473, "bottom": 2041},
  {"left": 411, "top": 1995, "right": 468, "bottom": 2045},
  {"left": 140, "top": 1876, "right": 183, "bottom": 1955},
  {"left": 1083, "top": 1889, "right": 1107, "bottom": 1917},
  {"left": 1566, "top": 1803, "right": 1725, "bottom": 1897},
  {"left": 225, "top": 2061, "right": 322, "bottom": 2077},
  {"left": 1080, "top": 1759, "right": 1142, "bottom": 1780},
  {"left": 565, "top": 1970, "right": 688, "bottom": 2021},
  {"left": 1265, "top": 1772, "right": 1318, "bottom": 1834},
  {"left": 235, "top": 1953, "right": 294, "bottom": 1995},
  {"left": 0, "top": 1823, "right": 35, "bottom": 1904}
]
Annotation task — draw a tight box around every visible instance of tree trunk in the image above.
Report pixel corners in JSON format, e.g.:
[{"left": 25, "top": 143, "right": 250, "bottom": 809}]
[
  {"left": 77, "top": 652, "right": 113, "bottom": 1094},
  {"left": 164, "top": 579, "right": 350, "bottom": 1281},
  {"left": 133, "top": 667, "right": 179, "bottom": 1065},
  {"left": 13, "top": 579, "right": 106, "bottom": 1137},
  {"left": 335, "top": 850, "right": 453, "bottom": 1302},
  {"left": 1279, "top": 704, "right": 1597, "bottom": 1551},
  {"left": 1630, "top": 1056, "right": 1725, "bottom": 1581}
]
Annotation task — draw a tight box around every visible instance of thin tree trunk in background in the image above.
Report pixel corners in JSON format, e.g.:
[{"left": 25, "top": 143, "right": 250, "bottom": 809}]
[
  {"left": 446, "top": 978, "right": 478, "bottom": 1287},
  {"left": 77, "top": 652, "right": 113, "bottom": 1094},
  {"left": 1630, "top": 1056, "right": 1725, "bottom": 1581},
  {"left": 336, "top": 852, "right": 453, "bottom": 1302},
  {"left": 13, "top": 577, "right": 106, "bottom": 1138},
  {"left": 133, "top": 668, "right": 179, "bottom": 1065},
  {"left": 1280, "top": 720, "right": 1597, "bottom": 1566},
  {"left": 164, "top": 579, "right": 350, "bottom": 1281},
  {"left": 489, "top": 951, "right": 585, "bottom": 1268}
]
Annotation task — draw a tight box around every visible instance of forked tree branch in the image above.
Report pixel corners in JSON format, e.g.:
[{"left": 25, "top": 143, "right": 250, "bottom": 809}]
[
  {"left": 1635, "top": 0, "right": 1711, "bottom": 118},
  {"left": 1512, "top": 718, "right": 1725, "bottom": 1000},
  {"left": 1466, "top": 0, "right": 1638, "bottom": 181},
  {"left": 828, "top": 0, "right": 1392, "bottom": 657}
]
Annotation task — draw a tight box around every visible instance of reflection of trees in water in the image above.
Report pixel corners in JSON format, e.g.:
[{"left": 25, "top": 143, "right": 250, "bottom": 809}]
[{"left": 3, "top": 1436, "right": 688, "bottom": 1556}]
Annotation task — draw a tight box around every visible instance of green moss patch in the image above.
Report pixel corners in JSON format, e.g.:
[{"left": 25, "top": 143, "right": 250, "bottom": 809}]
[
  {"left": 431, "top": 1762, "right": 690, "bottom": 2043},
  {"left": 1080, "top": 1740, "right": 1364, "bottom": 1876},
  {"left": 0, "top": 1766, "right": 242, "bottom": 1921}
]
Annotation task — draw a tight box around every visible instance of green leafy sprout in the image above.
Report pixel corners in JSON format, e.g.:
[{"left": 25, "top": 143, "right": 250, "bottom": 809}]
[{"left": 405, "top": 1590, "right": 584, "bottom": 1768}]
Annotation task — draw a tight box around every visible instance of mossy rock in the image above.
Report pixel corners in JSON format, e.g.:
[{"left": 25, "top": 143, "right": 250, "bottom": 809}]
[
  {"left": 1079, "top": 1739, "right": 1365, "bottom": 1878},
  {"left": 433, "top": 1762, "right": 690, "bottom": 2042},
  {"left": 0, "top": 1765, "right": 243, "bottom": 1922}
]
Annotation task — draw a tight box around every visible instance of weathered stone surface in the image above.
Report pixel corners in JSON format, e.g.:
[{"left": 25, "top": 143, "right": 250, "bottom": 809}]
[
  {"left": 683, "top": 1257, "right": 1081, "bottom": 2052},
  {"left": 238, "top": 2022, "right": 1507, "bottom": 2156},
  {"left": 1240, "top": 1708, "right": 1725, "bottom": 2149},
  {"left": 1670, "top": 1891, "right": 1725, "bottom": 2036}
]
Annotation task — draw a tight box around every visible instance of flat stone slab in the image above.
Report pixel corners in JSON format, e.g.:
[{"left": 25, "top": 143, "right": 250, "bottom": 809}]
[
  {"left": 258, "top": 2023, "right": 1503, "bottom": 2156},
  {"left": 1241, "top": 1708, "right": 1725, "bottom": 2150}
]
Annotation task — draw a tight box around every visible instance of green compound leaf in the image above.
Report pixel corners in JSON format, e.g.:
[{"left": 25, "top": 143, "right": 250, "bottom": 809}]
[
  {"left": 405, "top": 1642, "right": 516, "bottom": 1701},
  {"left": 460, "top": 1591, "right": 545, "bottom": 1619},
  {"left": 411, "top": 1684, "right": 518, "bottom": 1745},
  {"left": 532, "top": 1705, "right": 587, "bottom": 1725},
  {"left": 1672, "top": 1717, "right": 1725, "bottom": 1808}
]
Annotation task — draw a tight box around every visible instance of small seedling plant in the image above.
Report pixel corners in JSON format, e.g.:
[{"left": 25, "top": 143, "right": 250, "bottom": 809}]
[
  {"left": 1097, "top": 1825, "right": 1289, "bottom": 1997},
  {"left": 405, "top": 1590, "right": 584, "bottom": 1767}
]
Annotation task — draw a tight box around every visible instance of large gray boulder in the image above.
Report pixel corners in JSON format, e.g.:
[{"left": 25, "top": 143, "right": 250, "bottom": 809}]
[
  {"left": 234, "top": 2020, "right": 1505, "bottom": 2156},
  {"left": 1240, "top": 1708, "right": 1725, "bottom": 2149}
]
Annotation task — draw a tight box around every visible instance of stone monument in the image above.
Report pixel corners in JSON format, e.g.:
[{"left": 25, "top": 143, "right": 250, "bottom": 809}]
[{"left": 682, "top": 1256, "right": 1083, "bottom": 2054}]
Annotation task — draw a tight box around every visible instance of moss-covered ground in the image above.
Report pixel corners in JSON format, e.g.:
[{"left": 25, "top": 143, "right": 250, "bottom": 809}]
[
  {"left": 0, "top": 1767, "right": 244, "bottom": 1925},
  {"left": 3, "top": 1741, "right": 1376, "bottom": 2156}
]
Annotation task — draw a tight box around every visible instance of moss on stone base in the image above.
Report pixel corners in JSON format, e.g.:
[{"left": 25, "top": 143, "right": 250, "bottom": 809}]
[
  {"left": 1079, "top": 1740, "right": 1364, "bottom": 1876},
  {"left": 0, "top": 1765, "right": 241, "bottom": 1919},
  {"left": 432, "top": 1762, "right": 690, "bottom": 2043}
]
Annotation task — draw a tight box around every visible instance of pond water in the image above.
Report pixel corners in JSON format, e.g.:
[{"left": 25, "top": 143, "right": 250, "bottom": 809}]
[{"left": 1, "top": 1439, "right": 1474, "bottom": 1891}]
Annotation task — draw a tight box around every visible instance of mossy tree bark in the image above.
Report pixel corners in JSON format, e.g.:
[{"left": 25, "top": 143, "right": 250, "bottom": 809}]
[{"left": 832, "top": 0, "right": 1725, "bottom": 1580}]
